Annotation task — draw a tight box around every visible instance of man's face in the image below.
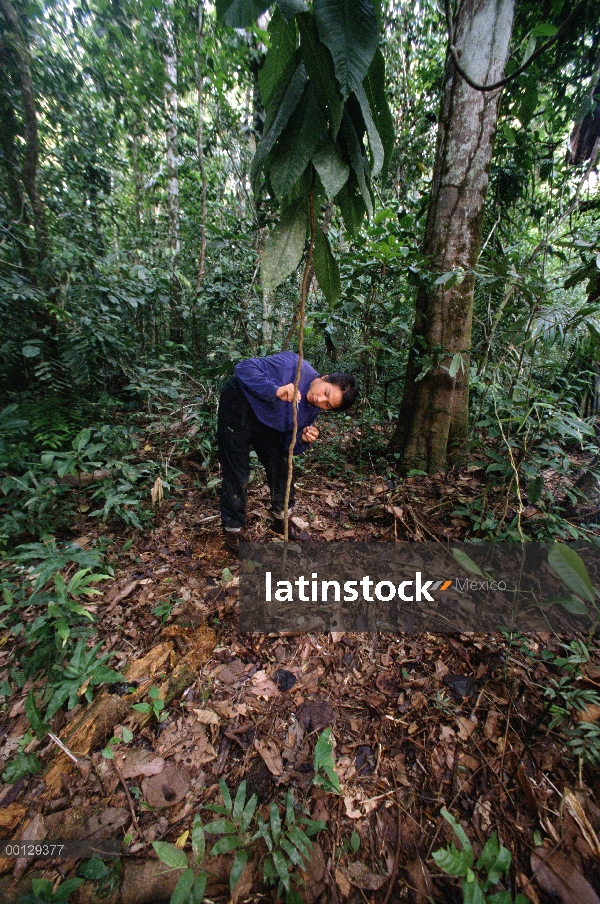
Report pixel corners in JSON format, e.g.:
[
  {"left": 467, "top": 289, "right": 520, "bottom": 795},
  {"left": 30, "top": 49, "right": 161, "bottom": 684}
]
[{"left": 306, "top": 377, "right": 343, "bottom": 410}]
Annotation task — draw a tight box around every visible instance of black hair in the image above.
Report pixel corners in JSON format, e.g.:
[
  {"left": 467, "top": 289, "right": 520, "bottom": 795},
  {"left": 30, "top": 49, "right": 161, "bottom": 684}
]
[{"left": 324, "top": 372, "right": 359, "bottom": 411}]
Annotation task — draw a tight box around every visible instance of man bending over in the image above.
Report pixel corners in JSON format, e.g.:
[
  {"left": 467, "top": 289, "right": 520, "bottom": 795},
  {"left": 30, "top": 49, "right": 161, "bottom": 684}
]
[{"left": 217, "top": 351, "right": 358, "bottom": 552}]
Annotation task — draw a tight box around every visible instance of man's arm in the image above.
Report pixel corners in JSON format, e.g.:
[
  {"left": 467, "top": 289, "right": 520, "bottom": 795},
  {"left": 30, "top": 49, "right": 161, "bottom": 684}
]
[{"left": 234, "top": 358, "right": 280, "bottom": 402}]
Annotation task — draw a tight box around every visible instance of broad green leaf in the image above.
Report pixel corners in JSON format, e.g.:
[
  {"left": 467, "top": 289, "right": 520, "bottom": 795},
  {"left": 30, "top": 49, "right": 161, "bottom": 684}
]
[
  {"left": 240, "top": 793, "right": 258, "bottom": 832},
  {"left": 363, "top": 48, "right": 394, "bottom": 175},
  {"left": 216, "top": 0, "right": 270, "bottom": 28},
  {"left": 210, "top": 834, "right": 241, "bottom": 855},
  {"left": 548, "top": 543, "right": 595, "bottom": 604},
  {"left": 272, "top": 849, "right": 290, "bottom": 890},
  {"left": 22, "top": 345, "right": 41, "bottom": 358},
  {"left": 219, "top": 778, "right": 233, "bottom": 813},
  {"left": 314, "top": 0, "right": 379, "bottom": 100},
  {"left": 252, "top": 62, "right": 307, "bottom": 188},
  {"left": 269, "top": 86, "right": 327, "bottom": 201},
  {"left": 298, "top": 13, "right": 343, "bottom": 137},
  {"left": 462, "top": 877, "right": 486, "bottom": 904},
  {"left": 313, "top": 138, "right": 349, "bottom": 200},
  {"left": 53, "top": 878, "right": 85, "bottom": 902},
  {"left": 230, "top": 850, "right": 248, "bottom": 892},
  {"left": 261, "top": 203, "right": 307, "bottom": 290},
  {"left": 288, "top": 824, "right": 312, "bottom": 858},
  {"left": 541, "top": 594, "right": 589, "bottom": 616},
  {"left": 269, "top": 801, "right": 282, "bottom": 842},
  {"left": 340, "top": 111, "right": 373, "bottom": 218},
  {"left": 171, "top": 868, "right": 195, "bottom": 904},
  {"left": 518, "top": 84, "right": 538, "bottom": 127},
  {"left": 192, "top": 873, "right": 207, "bottom": 903},
  {"left": 336, "top": 171, "right": 367, "bottom": 233},
  {"left": 432, "top": 844, "right": 473, "bottom": 876},
  {"left": 313, "top": 226, "right": 341, "bottom": 305},
  {"left": 440, "top": 808, "right": 472, "bottom": 853},
  {"left": 259, "top": 10, "right": 298, "bottom": 110},
  {"left": 448, "top": 354, "right": 463, "bottom": 379},
  {"left": 281, "top": 837, "right": 306, "bottom": 868},
  {"left": 152, "top": 842, "right": 188, "bottom": 870},
  {"left": 25, "top": 689, "right": 49, "bottom": 740},
  {"left": 531, "top": 23, "right": 557, "bottom": 37},
  {"left": 451, "top": 548, "right": 486, "bottom": 578},
  {"left": 191, "top": 815, "right": 205, "bottom": 862},
  {"left": 276, "top": 0, "right": 308, "bottom": 20},
  {"left": 354, "top": 83, "right": 383, "bottom": 176},
  {"left": 203, "top": 818, "right": 237, "bottom": 834},
  {"left": 233, "top": 780, "right": 247, "bottom": 822}
]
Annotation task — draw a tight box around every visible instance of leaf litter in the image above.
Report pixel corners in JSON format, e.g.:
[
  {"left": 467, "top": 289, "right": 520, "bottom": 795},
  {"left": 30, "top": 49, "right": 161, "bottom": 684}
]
[{"left": 1, "top": 442, "right": 600, "bottom": 901}]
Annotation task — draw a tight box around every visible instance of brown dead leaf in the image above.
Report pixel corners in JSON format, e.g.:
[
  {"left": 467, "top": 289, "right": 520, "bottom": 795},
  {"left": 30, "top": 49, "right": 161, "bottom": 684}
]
[
  {"left": 405, "top": 857, "right": 434, "bottom": 904},
  {"left": 483, "top": 709, "right": 502, "bottom": 740},
  {"left": 250, "top": 671, "right": 279, "bottom": 699},
  {"left": 217, "top": 659, "right": 246, "bottom": 685},
  {"left": 254, "top": 738, "right": 283, "bottom": 776},
  {"left": 142, "top": 762, "right": 191, "bottom": 808},
  {"left": 106, "top": 580, "right": 140, "bottom": 606},
  {"left": 531, "top": 846, "right": 600, "bottom": 904},
  {"left": 13, "top": 811, "right": 47, "bottom": 880},
  {"left": 456, "top": 716, "right": 477, "bottom": 740},
  {"left": 115, "top": 749, "right": 165, "bottom": 779},
  {"left": 563, "top": 789, "right": 600, "bottom": 858},
  {"left": 193, "top": 709, "right": 221, "bottom": 741},
  {"left": 335, "top": 867, "right": 352, "bottom": 898},
  {"left": 576, "top": 703, "right": 600, "bottom": 722},
  {"left": 339, "top": 861, "right": 388, "bottom": 891}
]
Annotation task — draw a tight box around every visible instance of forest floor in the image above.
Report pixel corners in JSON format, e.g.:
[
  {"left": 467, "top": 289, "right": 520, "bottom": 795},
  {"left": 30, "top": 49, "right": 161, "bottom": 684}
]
[{"left": 2, "top": 418, "right": 600, "bottom": 904}]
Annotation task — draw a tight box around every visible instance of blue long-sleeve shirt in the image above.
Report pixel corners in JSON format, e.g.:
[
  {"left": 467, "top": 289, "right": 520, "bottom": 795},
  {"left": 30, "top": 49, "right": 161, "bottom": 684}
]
[{"left": 234, "top": 352, "right": 320, "bottom": 454}]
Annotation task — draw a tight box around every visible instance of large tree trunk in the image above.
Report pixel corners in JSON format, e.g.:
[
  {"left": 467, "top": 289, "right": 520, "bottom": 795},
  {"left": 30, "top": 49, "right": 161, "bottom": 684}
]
[
  {"left": 164, "top": 0, "right": 182, "bottom": 345},
  {"left": 390, "top": 0, "right": 514, "bottom": 473}
]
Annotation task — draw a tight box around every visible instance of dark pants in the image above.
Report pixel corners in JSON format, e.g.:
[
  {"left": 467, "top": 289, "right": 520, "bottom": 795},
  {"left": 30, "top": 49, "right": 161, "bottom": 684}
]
[{"left": 217, "top": 377, "right": 295, "bottom": 529}]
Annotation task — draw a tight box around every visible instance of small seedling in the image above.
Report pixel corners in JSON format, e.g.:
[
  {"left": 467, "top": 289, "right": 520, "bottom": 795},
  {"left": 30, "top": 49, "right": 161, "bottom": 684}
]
[
  {"left": 313, "top": 727, "right": 341, "bottom": 793},
  {"left": 131, "top": 686, "right": 168, "bottom": 722},
  {"left": 432, "top": 808, "right": 527, "bottom": 903}
]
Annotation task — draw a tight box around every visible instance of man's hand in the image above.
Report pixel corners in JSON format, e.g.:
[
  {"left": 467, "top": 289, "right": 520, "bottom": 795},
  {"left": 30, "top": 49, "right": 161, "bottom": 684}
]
[
  {"left": 302, "top": 425, "right": 319, "bottom": 444},
  {"left": 276, "top": 383, "right": 301, "bottom": 403}
]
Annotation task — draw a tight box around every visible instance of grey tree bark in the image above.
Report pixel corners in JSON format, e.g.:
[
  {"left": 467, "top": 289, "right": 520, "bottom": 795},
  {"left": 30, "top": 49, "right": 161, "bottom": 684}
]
[{"left": 390, "top": 0, "right": 515, "bottom": 473}]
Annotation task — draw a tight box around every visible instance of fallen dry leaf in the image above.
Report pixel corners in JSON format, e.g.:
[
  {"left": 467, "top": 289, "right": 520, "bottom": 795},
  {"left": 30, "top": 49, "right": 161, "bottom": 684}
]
[
  {"left": 339, "top": 861, "right": 388, "bottom": 891},
  {"left": 563, "top": 789, "right": 600, "bottom": 858},
  {"left": 254, "top": 738, "right": 283, "bottom": 776},
  {"left": 142, "top": 762, "right": 191, "bottom": 808},
  {"left": 531, "top": 846, "right": 600, "bottom": 904},
  {"left": 115, "top": 750, "right": 165, "bottom": 779}
]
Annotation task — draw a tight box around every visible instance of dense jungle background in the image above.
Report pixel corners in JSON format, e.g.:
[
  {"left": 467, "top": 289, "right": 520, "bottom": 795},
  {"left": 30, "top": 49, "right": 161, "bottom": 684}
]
[{"left": 3, "top": 0, "right": 600, "bottom": 902}]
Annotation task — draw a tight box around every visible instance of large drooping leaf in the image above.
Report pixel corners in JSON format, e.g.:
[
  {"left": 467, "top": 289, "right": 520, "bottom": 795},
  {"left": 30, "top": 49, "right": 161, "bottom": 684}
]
[
  {"left": 312, "top": 138, "right": 349, "bottom": 200},
  {"left": 548, "top": 543, "right": 596, "bottom": 604},
  {"left": 252, "top": 62, "right": 307, "bottom": 188},
  {"left": 261, "top": 203, "right": 307, "bottom": 289},
  {"left": 269, "top": 86, "right": 327, "bottom": 201},
  {"left": 340, "top": 111, "right": 373, "bottom": 218},
  {"left": 259, "top": 9, "right": 298, "bottom": 110},
  {"left": 216, "top": 0, "right": 270, "bottom": 28},
  {"left": 313, "top": 0, "right": 379, "bottom": 101},
  {"left": 313, "top": 227, "right": 341, "bottom": 305},
  {"left": 298, "top": 13, "right": 343, "bottom": 137},
  {"left": 336, "top": 171, "right": 367, "bottom": 234},
  {"left": 276, "top": 0, "right": 309, "bottom": 20},
  {"left": 354, "top": 83, "right": 383, "bottom": 176},
  {"left": 363, "top": 48, "right": 395, "bottom": 175}
]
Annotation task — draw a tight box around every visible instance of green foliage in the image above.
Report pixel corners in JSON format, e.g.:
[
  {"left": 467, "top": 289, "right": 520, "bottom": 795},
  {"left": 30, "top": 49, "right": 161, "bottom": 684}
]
[
  {"left": 131, "top": 686, "right": 168, "bottom": 723},
  {"left": 312, "top": 727, "right": 341, "bottom": 793},
  {"left": 17, "top": 878, "right": 84, "bottom": 904},
  {"left": 432, "top": 809, "right": 527, "bottom": 904},
  {"left": 153, "top": 779, "right": 326, "bottom": 904}
]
